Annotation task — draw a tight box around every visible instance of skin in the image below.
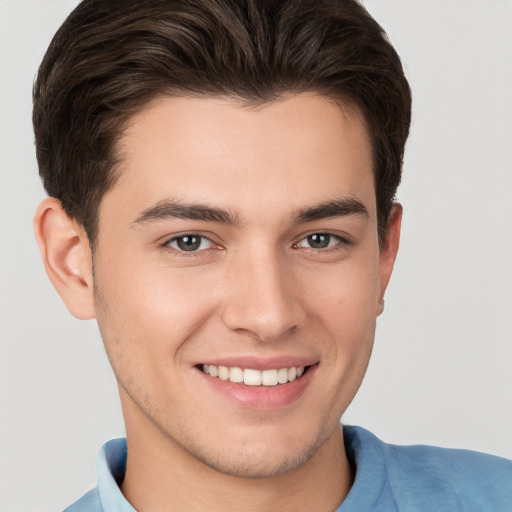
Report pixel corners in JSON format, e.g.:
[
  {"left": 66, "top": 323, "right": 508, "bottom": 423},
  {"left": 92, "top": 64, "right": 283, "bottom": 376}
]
[{"left": 34, "top": 93, "right": 401, "bottom": 512}]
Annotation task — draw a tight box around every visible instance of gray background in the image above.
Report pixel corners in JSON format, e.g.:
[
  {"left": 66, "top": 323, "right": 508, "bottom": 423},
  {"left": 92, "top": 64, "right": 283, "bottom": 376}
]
[{"left": 1, "top": 1, "right": 511, "bottom": 511}]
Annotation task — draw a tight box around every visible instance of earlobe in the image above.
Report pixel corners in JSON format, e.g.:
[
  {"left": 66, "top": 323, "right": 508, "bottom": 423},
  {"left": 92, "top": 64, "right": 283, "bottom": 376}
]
[
  {"left": 376, "top": 297, "right": 385, "bottom": 316},
  {"left": 34, "top": 197, "right": 96, "bottom": 320},
  {"left": 377, "top": 203, "right": 402, "bottom": 314}
]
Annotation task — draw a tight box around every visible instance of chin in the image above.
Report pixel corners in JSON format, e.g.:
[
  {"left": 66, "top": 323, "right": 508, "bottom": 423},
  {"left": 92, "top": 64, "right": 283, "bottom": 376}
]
[
  {"left": 194, "top": 441, "right": 320, "bottom": 479},
  {"left": 181, "top": 422, "right": 339, "bottom": 479}
]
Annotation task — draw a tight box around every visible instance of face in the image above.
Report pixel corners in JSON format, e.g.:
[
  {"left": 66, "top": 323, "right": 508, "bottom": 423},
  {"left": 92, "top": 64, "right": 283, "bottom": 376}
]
[{"left": 91, "top": 94, "right": 398, "bottom": 477}]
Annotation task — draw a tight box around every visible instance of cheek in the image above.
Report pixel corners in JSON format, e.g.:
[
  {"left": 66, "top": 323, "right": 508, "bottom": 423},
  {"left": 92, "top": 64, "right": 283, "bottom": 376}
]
[
  {"left": 307, "top": 257, "right": 380, "bottom": 331},
  {"left": 93, "top": 259, "right": 220, "bottom": 366},
  {"left": 305, "top": 256, "right": 380, "bottom": 381}
]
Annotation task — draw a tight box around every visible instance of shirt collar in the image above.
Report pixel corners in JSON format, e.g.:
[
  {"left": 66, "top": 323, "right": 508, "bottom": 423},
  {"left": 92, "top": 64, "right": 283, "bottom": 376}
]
[
  {"left": 95, "top": 427, "right": 391, "bottom": 512},
  {"left": 97, "top": 438, "right": 136, "bottom": 512}
]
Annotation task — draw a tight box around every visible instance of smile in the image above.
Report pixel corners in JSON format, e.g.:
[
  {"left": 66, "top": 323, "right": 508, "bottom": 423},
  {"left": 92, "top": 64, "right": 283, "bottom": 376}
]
[{"left": 202, "top": 364, "right": 306, "bottom": 386}]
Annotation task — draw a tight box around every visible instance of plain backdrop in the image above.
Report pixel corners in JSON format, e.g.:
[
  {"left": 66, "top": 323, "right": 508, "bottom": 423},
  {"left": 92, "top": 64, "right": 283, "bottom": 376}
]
[{"left": 1, "top": 1, "right": 511, "bottom": 511}]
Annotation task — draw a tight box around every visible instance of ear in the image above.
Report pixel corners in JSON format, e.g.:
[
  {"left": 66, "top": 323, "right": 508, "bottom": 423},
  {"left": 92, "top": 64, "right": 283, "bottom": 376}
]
[
  {"left": 34, "top": 197, "right": 96, "bottom": 320},
  {"left": 377, "top": 203, "right": 402, "bottom": 315}
]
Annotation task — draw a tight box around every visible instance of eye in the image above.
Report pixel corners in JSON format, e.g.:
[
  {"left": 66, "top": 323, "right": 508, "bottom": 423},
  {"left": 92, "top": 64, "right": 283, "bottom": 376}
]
[
  {"left": 296, "top": 233, "right": 342, "bottom": 250},
  {"left": 166, "top": 234, "right": 214, "bottom": 252}
]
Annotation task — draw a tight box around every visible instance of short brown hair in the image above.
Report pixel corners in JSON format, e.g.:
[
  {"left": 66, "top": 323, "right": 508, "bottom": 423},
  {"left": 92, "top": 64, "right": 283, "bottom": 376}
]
[{"left": 33, "top": 0, "right": 411, "bottom": 247}]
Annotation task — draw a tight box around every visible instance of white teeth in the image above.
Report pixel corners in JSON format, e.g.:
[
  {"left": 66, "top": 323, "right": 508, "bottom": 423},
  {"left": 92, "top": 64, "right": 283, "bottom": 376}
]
[
  {"left": 229, "top": 367, "right": 244, "bottom": 383},
  {"left": 244, "top": 368, "right": 262, "bottom": 386},
  {"left": 261, "top": 369, "right": 278, "bottom": 386},
  {"left": 202, "top": 364, "right": 308, "bottom": 386},
  {"left": 218, "top": 366, "right": 229, "bottom": 381},
  {"left": 278, "top": 368, "right": 288, "bottom": 384}
]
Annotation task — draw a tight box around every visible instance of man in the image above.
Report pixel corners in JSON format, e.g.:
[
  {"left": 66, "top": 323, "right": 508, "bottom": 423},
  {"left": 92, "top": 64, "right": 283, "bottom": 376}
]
[{"left": 32, "top": 0, "right": 511, "bottom": 511}]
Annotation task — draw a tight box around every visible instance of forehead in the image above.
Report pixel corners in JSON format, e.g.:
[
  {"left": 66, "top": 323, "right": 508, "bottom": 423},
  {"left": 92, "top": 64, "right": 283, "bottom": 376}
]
[{"left": 106, "top": 93, "right": 376, "bottom": 224}]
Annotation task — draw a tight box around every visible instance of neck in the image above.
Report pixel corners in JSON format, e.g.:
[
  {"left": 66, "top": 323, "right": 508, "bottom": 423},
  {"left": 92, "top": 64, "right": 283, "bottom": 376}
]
[{"left": 121, "top": 420, "right": 352, "bottom": 512}]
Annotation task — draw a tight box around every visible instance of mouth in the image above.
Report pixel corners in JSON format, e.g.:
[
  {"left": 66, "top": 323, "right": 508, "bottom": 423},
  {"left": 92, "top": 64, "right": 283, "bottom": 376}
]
[
  {"left": 196, "top": 360, "right": 317, "bottom": 408},
  {"left": 199, "top": 364, "right": 310, "bottom": 387}
]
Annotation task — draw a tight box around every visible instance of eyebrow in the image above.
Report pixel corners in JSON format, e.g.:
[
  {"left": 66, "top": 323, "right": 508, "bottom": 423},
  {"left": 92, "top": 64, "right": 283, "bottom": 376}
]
[
  {"left": 291, "top": 198, "right": 369, "bottom": 224},
  {"left": 132, "top": 197, "right": 368, "bottom": 227},
  {"left": 132, "top": 199, "right": 242, "bottom": 226}
]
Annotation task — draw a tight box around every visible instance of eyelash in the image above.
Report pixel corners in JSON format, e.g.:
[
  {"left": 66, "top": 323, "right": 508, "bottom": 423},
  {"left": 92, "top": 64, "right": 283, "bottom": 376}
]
[
  {"left": 161, "top": 233, "right": 219, "bottom": 256},
  {"left": 293, "top": 233, "right": 351, "bottom": 252},
  {"left": 161, "top": 232, "right": 350, "bottom": 256}
]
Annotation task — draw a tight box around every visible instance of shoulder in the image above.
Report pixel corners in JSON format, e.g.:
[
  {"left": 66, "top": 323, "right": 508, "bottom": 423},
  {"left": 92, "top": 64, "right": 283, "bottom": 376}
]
[
  {"left": 385, "top": 438, "right": 512, "bottom": 510},
  {"left": 63, "top": 488, "right": 101, "bottom": 512},
  {"left": 344, "top": 426, "right": 512, "bottom": 512}
]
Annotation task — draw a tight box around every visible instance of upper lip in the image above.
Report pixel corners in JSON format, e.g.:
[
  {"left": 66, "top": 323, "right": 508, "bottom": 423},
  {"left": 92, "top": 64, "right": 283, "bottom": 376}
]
[{"left": 196, "top": 356, "right": 318, "bottom": 370}]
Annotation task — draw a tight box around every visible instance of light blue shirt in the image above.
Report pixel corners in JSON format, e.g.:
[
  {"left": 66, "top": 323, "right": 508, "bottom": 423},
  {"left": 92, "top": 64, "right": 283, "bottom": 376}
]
[{"left": 64, "top": 426, "right": 512, "bottom": 511}]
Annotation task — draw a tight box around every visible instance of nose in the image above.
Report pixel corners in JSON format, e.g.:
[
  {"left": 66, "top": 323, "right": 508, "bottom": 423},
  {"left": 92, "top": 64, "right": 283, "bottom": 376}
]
[{"left": 221, "top": 250, "right": 306, "bottom": 341}]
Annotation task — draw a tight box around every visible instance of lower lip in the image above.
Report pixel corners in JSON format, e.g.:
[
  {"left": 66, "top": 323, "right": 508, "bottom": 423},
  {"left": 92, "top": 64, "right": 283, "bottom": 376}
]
[{"left": 197, "top": 365, "right": 317, "bottom": 409}]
